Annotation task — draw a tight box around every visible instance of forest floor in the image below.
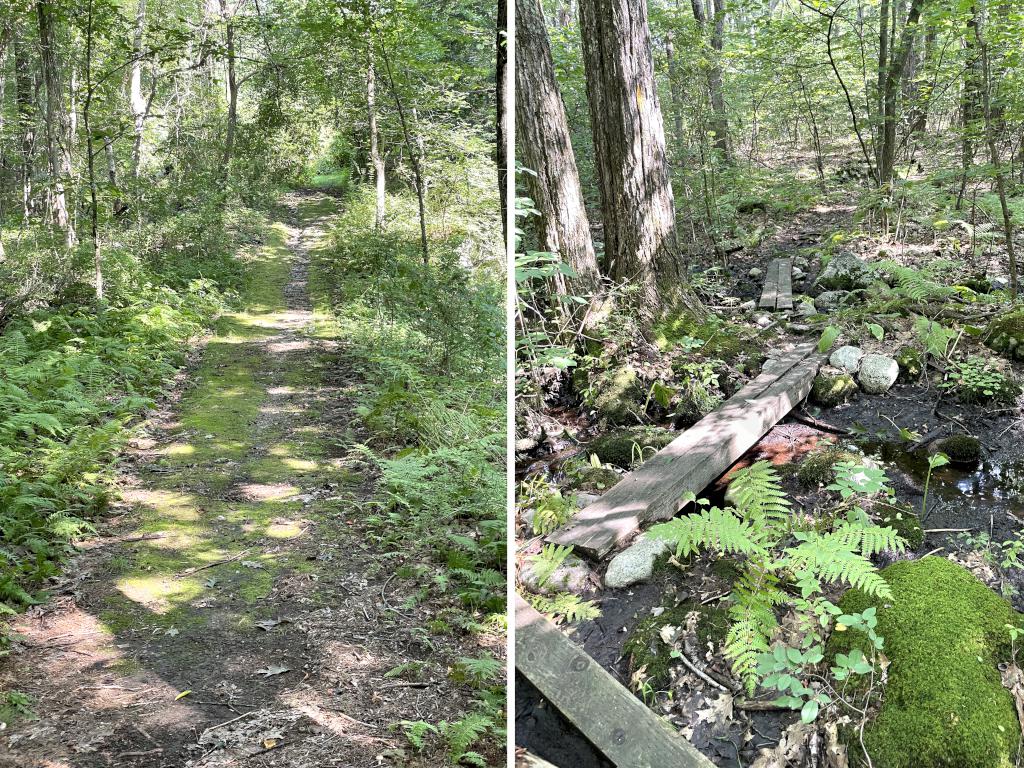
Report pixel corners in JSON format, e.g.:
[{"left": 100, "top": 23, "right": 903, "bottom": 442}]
[{"left": 0, "top": 191, "right": 485, "bottom": 768}]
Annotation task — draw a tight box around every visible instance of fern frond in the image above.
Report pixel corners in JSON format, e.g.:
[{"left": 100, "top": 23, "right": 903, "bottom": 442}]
[
  {"left": 831, "top": 521, "right": 906, "bottom": 557},
  {"left": 526, "top": 591, "right": 601, "bottom": 623},
  {"left": 727, "top": 460, "right": 791, "bottom": 526},
  {"left": 649, "top": 507, "right": 767, "bottom": 558},
  {"left": 782, "top": 531, "right": 894, "bottom": 599}
]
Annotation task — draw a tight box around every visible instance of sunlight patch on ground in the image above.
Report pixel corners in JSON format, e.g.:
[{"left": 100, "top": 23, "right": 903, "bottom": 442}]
[
  {"left": 237, "top": 483, "right": 301, "bottom": 501},
  {"left": 122, "top": 489, "right": 201, "bottom": 522},
  {"left": 117, "top": 575, "right": 203, "bottom": 612},
  {"left": 266, "top": 520, "right": 307, "bottom": 539},
  {"left": 160, "top": 442, "right": 195, "bottom": 457}
]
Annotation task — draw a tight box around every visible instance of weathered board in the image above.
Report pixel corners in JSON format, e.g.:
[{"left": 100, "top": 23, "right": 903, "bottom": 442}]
[
  {"left": 759, "top": 258, "right": 794, "bottom": 310},
  {"left": 758, "top": 260, "right": 780, "bottom": 308},
  {"left": 776, "top": 257, "right": 794, "bottom": 309},
  {"left": 515, "top": 751, "right": 559, "bottom": 768},
  {"left": 548, "top": 343, "right": 822, "bottom": 558},
  {"left": 515, "top": 596, "right": 715, "bottom": 768}
]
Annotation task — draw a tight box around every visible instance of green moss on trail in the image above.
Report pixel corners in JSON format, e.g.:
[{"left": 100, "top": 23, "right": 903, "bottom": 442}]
[
  {"left": 828, "top": 558, "right": 1022, "bottom": 768},
  {"left": 654, "top": 309, "right": 765, "bottom": 368},
  {"left": 586, "top": 426, "right": 675, "bottom": 468},
  {"left": 624, "top": 602, "right": 730, "bottom": 690},
  {"left": 591, "top": 366, "right": 645, "bottom": 425}
]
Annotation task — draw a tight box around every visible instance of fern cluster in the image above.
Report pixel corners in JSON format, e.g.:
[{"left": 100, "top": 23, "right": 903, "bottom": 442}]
[
  {"left": 0, "top": 283, "right": 226, "bottom": 614},
  {"left": 649, "top": 461, "right": 905, "bottom": 693}
]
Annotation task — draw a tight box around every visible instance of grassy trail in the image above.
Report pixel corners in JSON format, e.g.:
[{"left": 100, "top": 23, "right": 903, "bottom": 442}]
[{"left": 0, "top": 192, "right": 484, "bottom": 768}]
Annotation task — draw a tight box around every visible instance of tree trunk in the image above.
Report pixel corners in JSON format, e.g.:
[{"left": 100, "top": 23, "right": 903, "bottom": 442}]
[
  {"left": 515, "top": 0, "right": 600, "bottom": 291},
  {"left": 878, "top": 0, "right": 927, "bottom": 189},
  {"left": 129, "top": 0, "right": 148, "bottom": 177},
  {"left": 957, "top": 9, "right": 981, "bottom": 210},
  {"left": 12, "top": 25, "right": 35, "bottom": 219},
  {"left": 219, "top": 0, "right": 237, "bottom": 177},
  {"left": 497, "top": 0, "right": 508, "bottom": 240},
  {"left": 579, "top": 0, "right": 692, "bottom": 319},
  {"left": 973, "top": 4, "right": 1017, "bottom": 298},
  {"left": 691, "top": 0, "right": 730, "bottom": 160},
  {"left": 366, "top": 40, "right": 386, "bottom": 230},
  {"left": 37, "top": 0, "right": 75, "bottom": 247}
]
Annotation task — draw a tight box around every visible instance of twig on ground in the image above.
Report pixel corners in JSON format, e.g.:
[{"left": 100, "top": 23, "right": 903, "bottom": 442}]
[{"left": 175, "top": 549, "right": 250, "bottom": 578}]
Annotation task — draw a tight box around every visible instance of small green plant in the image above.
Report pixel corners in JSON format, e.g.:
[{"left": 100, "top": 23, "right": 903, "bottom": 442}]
[
  {"left": 922, "top": 452, "right": 949, "bottom": 519},
  {"left": 525, "top": 591, "right": 601, "bottom": 624},
  {"left": 526, "top": 544, "right": 573, "bottom": 588},
  {"left": 518, "top": 476, "right": 573, "bottom": 535},
  {"left": 941, "top": 357, "right": 1019, "bottom": 402}
]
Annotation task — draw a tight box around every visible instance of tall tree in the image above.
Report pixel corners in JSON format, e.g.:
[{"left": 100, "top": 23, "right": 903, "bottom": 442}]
[
  {"left": 36, "top": 0, "right": 75, "bottom": 247},
  {"left": 366, "top": 38, "right": 385, "bottom": 230},
  {"left": 515, "top": 0, "right": 599, "bottom": 291},
  {"left": 691, "top": 0, "right": 730, "bottom": 160},
  {"left": 578, "top": 0, "right": 687, "bottom": 316}
]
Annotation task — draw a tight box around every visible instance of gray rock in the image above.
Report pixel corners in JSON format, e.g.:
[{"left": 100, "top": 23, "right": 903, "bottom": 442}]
[
  {"left": 792, "top": 268, "right": 806, "bottom": 280},
  {"left": 858, "top": 354, "right": 900, "bottom": 394},
  {"left": 515, "top": 437, "right": 539, "bottom": 453},
  {"left": 755, "top": 314, "right": 773, "bottom": 328},
  {"left": 794, "top": 257, "right": 810, "bottom": 269},
  {"left": 748, "top": 267, "right": 764, "bottom": 279},
  {"left": 796, "top": 301, "right": 817, "bottom": 317},
  {"left": 604, "top": 535, "right": 670, "bottom": 588},
  {"left": 520, "top": 553, "right": 594, "bottom": 595},
  {"left": 816, "top": 251, "right": 870, "bottom": 291},
  {"left": 740, "top": 300, "right": 757, "bottom": 312},
  {"left": 814, "top": 290, "right": 850, "bottom": 311},
  {"left": 992, "top": 276, "right": 1010, "bottom": 290},
  {"left": 576, "top": 492, "right": 601, "bottom": 509},
  {"left": 829, "top": 345, "right": 865, "bottom": 373},
  {"left": 789, "top": 323, "right": 812, "bottom": 334}
]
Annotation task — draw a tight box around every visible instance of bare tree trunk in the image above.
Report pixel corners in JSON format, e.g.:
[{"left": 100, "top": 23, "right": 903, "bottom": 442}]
[
  {"left": 579, "top": 0, "right": 695, "bottom": 320},
  {"left": 129, "top": 0, "right": 148, "bottom": 177},
  {"left": 83, "top": 0, "right": 101, "bottom": 300},
  {"left": 515, "top": 0, "right": 600, "bottom": 291},
  {"left": 957, "top": 10, "right": 981, "bottom": 210},
  {"left": 497, "top": 0, "right": 508, "bottom": 240},
  {"left": 366, "top": 40, "right": 386, "bottom": 230},
  {"left": 973, "top": 4, "right": 1017, "bottom": 298},
  {"left": 219, "top": 0, "right": 237, "bottom": 178},
  {"left": 878, "top": 0, "right": 927, "bottom": 189},
  {"left": 37, "top": 0, "right": 76, "bottom": 247},
  {"left": 691, "top": 0, "right": 729, "bottom": 160},
  {"left": 12, "top": 24, "right": 35, "bottom": 219}
]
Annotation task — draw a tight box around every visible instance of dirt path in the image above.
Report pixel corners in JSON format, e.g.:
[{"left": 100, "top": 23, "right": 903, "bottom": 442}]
[{"left": 0, "top": 192, "right": 481, "bottom": 767}]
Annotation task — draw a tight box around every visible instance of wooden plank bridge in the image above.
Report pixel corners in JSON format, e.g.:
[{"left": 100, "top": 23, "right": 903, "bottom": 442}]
[
  {"left": 515, "top": 595, "right": 716, "bottom": 768},
  {"left": 759, "top": 257, "right": 794, "bottom": 310},
  {"left": 548, "top": 343, "right": 823, "bottom": 559}
]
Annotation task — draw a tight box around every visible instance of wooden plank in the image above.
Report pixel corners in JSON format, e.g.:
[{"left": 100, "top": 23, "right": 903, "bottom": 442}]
[
  {"left": 776, "top": 257, "right": 793, "bottom": 310},
  {"left": 549, "top": 344, "right": 822, "bottom": 558},
  {"left": 758, "top": 258, "right": 780, "bottom": 308},
  {"left": 515, "top": 596, "right": 715, "bottom": 768},
  {"left": 515, "top": 751, "right": 560, "bottom": 768}
]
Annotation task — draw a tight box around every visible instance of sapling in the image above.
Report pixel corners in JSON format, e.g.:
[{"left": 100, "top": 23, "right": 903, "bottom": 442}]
[{"left": 921, "top": 452, "right": 949, "bottom": 520}]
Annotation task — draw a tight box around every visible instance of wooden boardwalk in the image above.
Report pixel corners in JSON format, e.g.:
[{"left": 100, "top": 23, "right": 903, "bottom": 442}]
[
  {"left": 549, "top": 344, "right": 823, "bottom": 558},
  {"left": 515, "top": 595, "right": 715, "bottom": 768},
  {"left": 759, "top": 257, "right": 794, "bottom": 310}
]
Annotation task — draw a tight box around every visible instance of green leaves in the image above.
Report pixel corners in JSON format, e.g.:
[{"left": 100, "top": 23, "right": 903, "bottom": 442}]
[{"left": 817, "top": 325, "right": 841, "bottom": 353}]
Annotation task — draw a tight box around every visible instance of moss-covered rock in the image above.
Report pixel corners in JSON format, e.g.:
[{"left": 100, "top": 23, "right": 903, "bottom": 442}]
[
  {"left": 985, "top": 310, "right": 1024, "bottom": 361},
  {"left": 654, "top": 309, "right": 766, "bottom": 368},
  {"left": 937, "top": 434, "right": 982, "bottom": 465},
  {"left": 586, "top": 426, "right": 675, "bottom": 468},
  {"left": 797, "top": 446, "right": 859, "bottom": 489},
  {"left": 895, "top": 346, "right": 924, "bottom": 382},
  {"left": 812, "top": 370, "right": 859, "bottom": 407},
  {"left": 829, "top": 558, "right": 1022, "bottom": 768},
  {"left": 876, "top": 500, "right": 923, "bottom": 550},
  {"left": 591, "top": 366, "right": 645, "bottom": 425},
  {"left": 623, "top": 602, "right": 730, "bottom": 690},
  {"left": 566, "top": 465, "right": 621, "bottom": 493}
]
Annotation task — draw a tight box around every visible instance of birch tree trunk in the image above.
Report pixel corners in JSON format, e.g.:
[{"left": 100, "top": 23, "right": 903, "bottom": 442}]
[
  {"left": 366, "top": 42, "right": 386, "bottom": 230},
  {"left": 130, "top": 0, "right": 148, "bottom": 177}
]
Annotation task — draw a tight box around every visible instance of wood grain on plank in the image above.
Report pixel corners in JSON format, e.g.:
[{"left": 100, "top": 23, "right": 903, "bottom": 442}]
[
  {"left": 515, "top": 596, "right": 715, "bottom": 768},
  {"left": 548, "top": 344, "right": 821, "bottom": 558},
  {"left": 758, "top": 258, "right": 780, "bottom": 308},
  {"left": 776, "top": 257, "right": 793, "bottom": 310}
]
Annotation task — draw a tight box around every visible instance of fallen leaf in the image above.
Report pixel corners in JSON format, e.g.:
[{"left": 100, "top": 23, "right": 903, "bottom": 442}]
[
  {"left": 254, "top": 665, "right": 291, "bottom": 677},
  {"left": 255, "top": 617, "right": 292, "bottom": 631},
  {"left": 175, "top": 690, "right": 191, "bottom": 700}
]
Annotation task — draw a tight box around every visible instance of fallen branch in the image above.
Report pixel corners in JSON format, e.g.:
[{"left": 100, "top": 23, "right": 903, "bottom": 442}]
[
  {"left": 176, "top": 549, "right": 250, "bottom": 578},
  {"left": 792, "top": 410, "right": 849, "bottom": 435},
  {"left": 924, "top": 527, "right": 974, "bottom": 533}
]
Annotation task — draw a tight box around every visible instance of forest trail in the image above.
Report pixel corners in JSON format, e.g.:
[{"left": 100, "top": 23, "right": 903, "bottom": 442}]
[{"left": 0, "top": 192, "right": 459, "bottom": 768}]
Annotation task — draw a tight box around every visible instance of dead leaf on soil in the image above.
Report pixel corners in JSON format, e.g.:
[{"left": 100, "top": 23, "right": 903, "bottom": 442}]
[
  {"left": 1000, "top": 662, "right": 1024, "bottom": 741},
  {"left": 254, "top": 664, "right": 291, "bottom": 677},
  {"left": 255, "top": 617, "right": 292, "bottom": 631}
]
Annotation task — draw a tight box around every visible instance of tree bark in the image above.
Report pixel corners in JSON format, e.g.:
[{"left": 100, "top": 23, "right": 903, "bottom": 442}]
[
  {"left": 37, "top": 0, "right": 75, "bottom": 247},
  {"left": 515, "top": 0, "right": 600, "bottom": 291},
  {"left": 219, "top": 0, "right": 237, "bottom": 177},
  {"left": 579, "top": 0, "right": 692, "bottom": 319},
  {"left": 12, "top": 23, "right": 35, "bottom": 219},
  {"left": 497, "top": 0, "right": 508, "bottom": 240},
  {"left": 877, "top": 0, "right": 927, "bottom": 188}
]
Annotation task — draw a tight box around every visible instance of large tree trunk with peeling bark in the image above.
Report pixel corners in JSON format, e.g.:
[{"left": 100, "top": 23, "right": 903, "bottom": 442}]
[
  {"left": 578, "top": 0, "right": 690, "bottom": 318},
  {"left": 515, "top": 0, "right": 600, "bottom": 292}
]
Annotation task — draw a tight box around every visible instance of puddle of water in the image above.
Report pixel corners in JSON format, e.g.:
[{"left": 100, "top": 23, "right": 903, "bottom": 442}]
[{"left": 859, "top": 439, "right": 1024, "bottom": 516}]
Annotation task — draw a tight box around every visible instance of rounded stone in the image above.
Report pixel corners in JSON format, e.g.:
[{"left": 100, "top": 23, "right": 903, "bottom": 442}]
[
  {"left": 858, "top": 354, "right": 900, "bottom": 394},
  {"left": 829, "top": 345, "right": 865, "bottom": 373}
]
